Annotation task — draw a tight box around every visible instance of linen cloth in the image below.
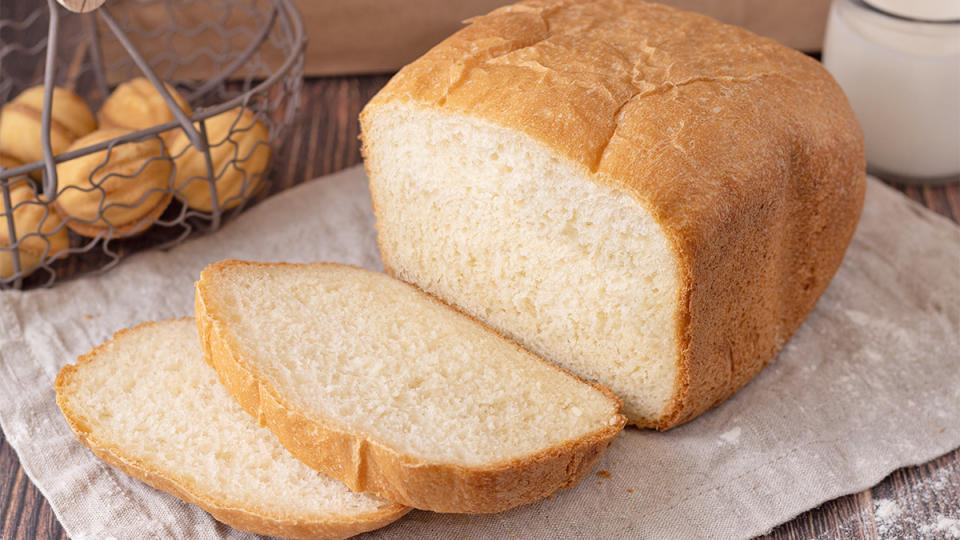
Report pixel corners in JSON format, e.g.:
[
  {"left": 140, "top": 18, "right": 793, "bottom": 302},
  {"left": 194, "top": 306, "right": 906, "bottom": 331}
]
[{"left": 0, "top": 166, "right": 957, "bottom": 539}]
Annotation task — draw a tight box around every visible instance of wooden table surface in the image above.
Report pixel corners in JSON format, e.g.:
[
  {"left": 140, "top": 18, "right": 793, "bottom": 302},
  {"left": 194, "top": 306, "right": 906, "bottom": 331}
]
[{"left": 1, "top": 75, "right": 958, "bottom": 539}]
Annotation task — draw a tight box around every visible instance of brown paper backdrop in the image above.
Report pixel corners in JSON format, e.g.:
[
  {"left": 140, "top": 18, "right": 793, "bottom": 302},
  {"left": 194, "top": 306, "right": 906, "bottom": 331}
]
[
  {"left": 297, "top": 0, "right": 831, "bottom": 76},
  {"left": 99, "top": 0, "right": 830, "bottom": 82}
]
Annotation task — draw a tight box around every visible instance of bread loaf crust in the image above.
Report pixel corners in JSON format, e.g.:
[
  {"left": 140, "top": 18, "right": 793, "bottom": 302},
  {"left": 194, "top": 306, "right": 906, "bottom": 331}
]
[
  {"left": 195, "top": 260, "right": 626, "bottom": 513},
  {"left": 360, "top": 0, "right": 865, "bottom": 429},
  {"left": 55, "top": 319, "right": 409, "bottom": 540}
]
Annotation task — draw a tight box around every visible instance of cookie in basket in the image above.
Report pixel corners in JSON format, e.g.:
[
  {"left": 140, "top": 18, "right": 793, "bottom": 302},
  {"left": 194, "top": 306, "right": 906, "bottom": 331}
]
[
  {"left": 0, "top": 86, "right": 97, "bottom": 177},
  {"left": 98, "top": 77, "right": 192, "bottom": 145},
  {"left": 168, "top": 106, "right": 271, "bottom": 212},
  {"left": 53, "top": 128, "right": 173, "bottom": 238},
  {"left": 1, "top": 178, "right": 70, "bottom": 278}
]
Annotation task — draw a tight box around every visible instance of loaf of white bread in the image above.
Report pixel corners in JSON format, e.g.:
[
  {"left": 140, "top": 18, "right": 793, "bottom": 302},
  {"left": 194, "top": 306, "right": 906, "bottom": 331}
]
[{"left": 360, "top": 0, "right": 865, "bottom": 428}]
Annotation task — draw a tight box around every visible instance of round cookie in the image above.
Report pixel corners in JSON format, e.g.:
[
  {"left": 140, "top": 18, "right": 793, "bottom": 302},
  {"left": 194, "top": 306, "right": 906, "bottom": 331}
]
[
  {"left": 98, "top": 78, "right": 192, "bottom": 144},
  {"left": 168, "top": 107, "right": 271, "bottom": 212},
  {"left": 0, "top": 86, "right": 97, "bottom": 176},
  {"left": 1, "top": 178, "right": 70, "bottom": 278},
  {"left": 54, "top": 128, "right": 173, "bottom": 238}
]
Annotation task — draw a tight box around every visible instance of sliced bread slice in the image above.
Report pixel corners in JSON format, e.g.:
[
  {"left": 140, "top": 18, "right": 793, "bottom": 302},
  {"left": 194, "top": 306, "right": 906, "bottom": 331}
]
[
  {"left": 195, "top": 260, "right": 626, "bottom": 514},
  {"left": 55, "top": 318, "right": 408, "bottom": 540}
]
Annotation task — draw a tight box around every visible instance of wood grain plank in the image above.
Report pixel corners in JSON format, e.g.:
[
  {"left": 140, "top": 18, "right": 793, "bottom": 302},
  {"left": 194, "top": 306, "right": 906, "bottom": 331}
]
[
  {"left": 303, "top": 80, "right": 328, "bottom": 183},
  {"left": 0, "top": 428, "right": 20, "bottom": 539},
  {"left": 942, "top": 185, "right": 960, "bottom": 223},
  {"left": 274, "top": 86, "right": 309, "bottom": 193},
  {"left": 900, "top": 185, "right": 926, "bottom": 209},
  {"left": 920, "top": 186, "right": 954, "bottom": 221},
  {"left": 35, "top": 500, "right": 69, "bottom": 540},
  {"left": 14, "top": 466, "right": 43, "bottom": 540},
  {"left": 1, "top": 455, "right": 29, "bottom": 539}
]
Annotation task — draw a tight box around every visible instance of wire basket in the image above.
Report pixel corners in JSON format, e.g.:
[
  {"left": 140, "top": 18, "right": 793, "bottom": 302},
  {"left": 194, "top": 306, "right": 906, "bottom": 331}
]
[{"left": 0, "top": 0, "right": 305, "bottom": 289}]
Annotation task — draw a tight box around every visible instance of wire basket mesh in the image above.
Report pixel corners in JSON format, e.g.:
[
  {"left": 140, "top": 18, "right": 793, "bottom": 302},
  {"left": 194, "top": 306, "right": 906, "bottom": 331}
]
[{"left": 0, "top": 0, "right": 305, "bottom": 288}]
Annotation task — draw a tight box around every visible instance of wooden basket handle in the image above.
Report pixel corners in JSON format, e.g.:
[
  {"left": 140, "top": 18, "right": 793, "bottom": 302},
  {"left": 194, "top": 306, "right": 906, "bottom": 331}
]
[{"left": 56, "top": 0, "right": 107, "bottom": 13}]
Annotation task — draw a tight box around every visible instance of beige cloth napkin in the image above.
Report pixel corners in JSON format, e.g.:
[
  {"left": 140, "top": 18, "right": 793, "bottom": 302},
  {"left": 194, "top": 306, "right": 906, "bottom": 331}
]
[{"left": 0, "top": 166, "right": 957, "bottom": 540}]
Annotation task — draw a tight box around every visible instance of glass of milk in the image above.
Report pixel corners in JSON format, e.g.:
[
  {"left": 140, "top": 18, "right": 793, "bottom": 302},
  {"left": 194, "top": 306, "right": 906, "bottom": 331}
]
[{"left": 823, "top": 0, "right": 960, "bottom": 185}]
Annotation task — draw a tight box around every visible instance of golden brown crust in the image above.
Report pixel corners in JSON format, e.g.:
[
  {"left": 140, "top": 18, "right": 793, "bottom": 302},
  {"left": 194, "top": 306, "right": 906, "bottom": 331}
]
[
  {"left": 55, "top": 319, "right": 410, "bottom": 540},
  {"left": 195, "top": 259, "right": 627, "bottom": 514},
  {"left": 360, "top": 0, "right": 865, "bottom": 429}
]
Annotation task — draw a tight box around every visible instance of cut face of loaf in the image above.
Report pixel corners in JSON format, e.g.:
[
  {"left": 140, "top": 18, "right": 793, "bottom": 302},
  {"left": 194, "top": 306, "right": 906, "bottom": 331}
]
[
  {"left": 365, "top": 108, "right": 680, "bottom": 425},
  {"left": 55, "top": 319, "right": 408, "bottom": 540},
  {"left": 194, "top": 260, "right": 625, "bottom": 513},
  {"left": 360, "top": 0, "right": 866, "bottom": 429}
]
